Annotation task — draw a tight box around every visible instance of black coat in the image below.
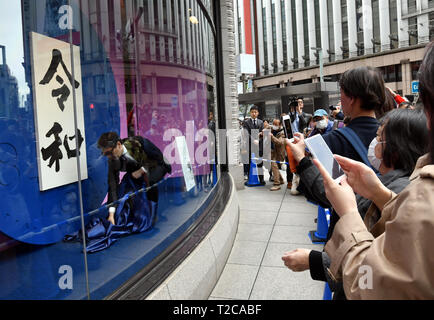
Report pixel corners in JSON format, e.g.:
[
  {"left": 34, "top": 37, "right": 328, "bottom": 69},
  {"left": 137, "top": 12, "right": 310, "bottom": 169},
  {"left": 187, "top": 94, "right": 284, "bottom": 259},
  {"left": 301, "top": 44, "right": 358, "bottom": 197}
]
[
  {"left": 243, "top": 118, "right": 264, "bottom": 156},
  {"left": 107, "top": 136, "right": 170, "bottom": 204}
]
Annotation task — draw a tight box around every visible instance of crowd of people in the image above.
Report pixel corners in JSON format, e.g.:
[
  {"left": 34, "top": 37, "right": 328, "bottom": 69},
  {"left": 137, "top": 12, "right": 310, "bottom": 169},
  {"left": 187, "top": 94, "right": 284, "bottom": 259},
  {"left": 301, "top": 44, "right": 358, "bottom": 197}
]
[{"left": 239, "top": 41, "right": 434, "bottom": 299}]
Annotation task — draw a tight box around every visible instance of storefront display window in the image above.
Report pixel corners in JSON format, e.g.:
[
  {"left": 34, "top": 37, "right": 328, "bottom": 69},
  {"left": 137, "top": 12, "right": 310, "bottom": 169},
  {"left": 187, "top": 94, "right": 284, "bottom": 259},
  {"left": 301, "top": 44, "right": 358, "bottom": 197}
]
[{"left": 0, "top": 0, "right": 220, "bottom": 299}]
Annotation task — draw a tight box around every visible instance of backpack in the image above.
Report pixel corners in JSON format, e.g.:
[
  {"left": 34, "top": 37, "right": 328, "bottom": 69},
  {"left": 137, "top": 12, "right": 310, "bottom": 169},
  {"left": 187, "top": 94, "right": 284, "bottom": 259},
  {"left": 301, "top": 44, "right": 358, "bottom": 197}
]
[{"left": 334, "top": 127, "right": 379, "bottom": 174}]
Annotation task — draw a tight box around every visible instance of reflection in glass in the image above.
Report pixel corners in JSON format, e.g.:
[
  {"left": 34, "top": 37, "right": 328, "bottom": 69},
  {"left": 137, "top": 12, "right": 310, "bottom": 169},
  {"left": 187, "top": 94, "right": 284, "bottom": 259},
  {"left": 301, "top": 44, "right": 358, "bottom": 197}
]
[{"left": 0, "top": 0, "right": 219, "bottom": 300}]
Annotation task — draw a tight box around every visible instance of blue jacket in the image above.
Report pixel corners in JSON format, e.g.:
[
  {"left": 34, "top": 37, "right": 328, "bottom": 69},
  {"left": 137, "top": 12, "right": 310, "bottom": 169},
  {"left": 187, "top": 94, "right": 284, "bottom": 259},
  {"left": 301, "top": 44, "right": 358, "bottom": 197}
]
[{"left": 308, "top": 119, "right": 334, "bottom": 138}]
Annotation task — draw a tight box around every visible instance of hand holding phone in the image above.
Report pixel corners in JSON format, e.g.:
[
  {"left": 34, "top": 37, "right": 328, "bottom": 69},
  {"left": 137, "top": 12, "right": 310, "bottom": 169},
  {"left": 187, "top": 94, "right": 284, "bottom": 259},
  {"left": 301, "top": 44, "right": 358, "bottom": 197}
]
[
  {"left": 282, "top": 115, "right": 294, "bottom": 140},
  {"left": 287, "top": 132, "right": 307, "bottom": 162}
]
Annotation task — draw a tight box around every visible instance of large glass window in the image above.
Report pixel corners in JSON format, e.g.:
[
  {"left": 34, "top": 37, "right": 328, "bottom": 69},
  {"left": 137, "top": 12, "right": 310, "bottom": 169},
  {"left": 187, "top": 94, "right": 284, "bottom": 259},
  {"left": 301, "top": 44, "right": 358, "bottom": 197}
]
[
  {"left": 327, "top": 0, "right": 335, "bottom": 62},
  {"left": 271, "top": 0, "right": 277, "bottom": 73},
  {"left": 0, "top": 0, "right": 220, "bottom": 300},
  {"left": 314, "top": 0, "right": 321, "bottom": 65},
  {"left": 408, "top": 0, "right": 417, "bottom": 14},
  {"left": 389, "top": 0, "right": 398, "bottom": 49},
  {"left": 341, "top": 0, "right": 349, "bottom": 59},
  {"left": 302, "top": 0, "right": 309, "bottom": 66},
  {"left": 291, "top": 0, "right": 299, "bottom": 68},
  {"left": 408, "top": 16, "right": 418, "bottom": 46},
  {"left": 372, "top": 0, "right": 381, "bottom": 53},
  {"left": 356, "top": 0, "right": 364, "bottom": 56},
  {"left": 281, "top": 0, "right": 287, "bottom": 70},
  {"left": 262, "top": 2, "right": 268, "bottom": 74},
  {"left": 430, "top": 11, "right": 434, "bottom": 41}
]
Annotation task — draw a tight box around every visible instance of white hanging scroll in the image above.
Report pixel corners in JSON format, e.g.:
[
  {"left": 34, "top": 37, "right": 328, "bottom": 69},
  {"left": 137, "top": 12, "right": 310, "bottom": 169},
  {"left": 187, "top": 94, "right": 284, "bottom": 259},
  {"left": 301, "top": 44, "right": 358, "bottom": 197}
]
[{"left": 30, "top": 32, "right": 87, "bottom": 191}]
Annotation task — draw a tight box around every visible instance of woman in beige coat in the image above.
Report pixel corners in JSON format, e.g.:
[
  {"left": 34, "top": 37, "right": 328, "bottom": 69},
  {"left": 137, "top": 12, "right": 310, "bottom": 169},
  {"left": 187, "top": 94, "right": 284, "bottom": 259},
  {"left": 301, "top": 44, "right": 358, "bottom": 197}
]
[{"left": 314, "top": 41, "right": 434, "bottom": 299}]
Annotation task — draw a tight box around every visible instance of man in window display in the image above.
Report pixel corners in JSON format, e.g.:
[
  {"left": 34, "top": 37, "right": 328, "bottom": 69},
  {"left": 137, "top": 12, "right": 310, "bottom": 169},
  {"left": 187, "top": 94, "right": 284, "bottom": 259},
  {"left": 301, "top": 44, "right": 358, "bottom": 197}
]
[{"left": 98, "top": 132, "right": 171, "bottom": 225}]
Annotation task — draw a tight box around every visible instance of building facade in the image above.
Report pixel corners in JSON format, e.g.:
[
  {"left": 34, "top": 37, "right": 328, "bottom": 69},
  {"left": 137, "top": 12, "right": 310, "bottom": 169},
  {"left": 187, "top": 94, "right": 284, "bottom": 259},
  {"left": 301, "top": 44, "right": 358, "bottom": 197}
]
[
  {"left": 235, "top": 0, "right": 434, "bottom": 105},
  {"left": 0, "top": 0, "right": 241, "bottom": 300}
]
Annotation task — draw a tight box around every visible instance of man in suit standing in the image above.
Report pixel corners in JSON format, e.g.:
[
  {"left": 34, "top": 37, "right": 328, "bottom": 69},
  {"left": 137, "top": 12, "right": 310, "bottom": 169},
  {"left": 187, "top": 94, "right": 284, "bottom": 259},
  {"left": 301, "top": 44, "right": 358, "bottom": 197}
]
[
  {"left": 243, "top": 105, "right": 266, "bottom": 186},
  {"left": 290, "top": 98, "right": 309, "bottom": 134}
]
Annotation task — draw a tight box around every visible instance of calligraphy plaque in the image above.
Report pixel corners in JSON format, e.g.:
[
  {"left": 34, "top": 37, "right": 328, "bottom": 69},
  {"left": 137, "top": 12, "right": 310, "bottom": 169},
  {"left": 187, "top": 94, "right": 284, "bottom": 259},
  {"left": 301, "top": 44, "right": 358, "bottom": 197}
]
[{"left": 31, "top": 32, "right": 87, "bottom": 191}]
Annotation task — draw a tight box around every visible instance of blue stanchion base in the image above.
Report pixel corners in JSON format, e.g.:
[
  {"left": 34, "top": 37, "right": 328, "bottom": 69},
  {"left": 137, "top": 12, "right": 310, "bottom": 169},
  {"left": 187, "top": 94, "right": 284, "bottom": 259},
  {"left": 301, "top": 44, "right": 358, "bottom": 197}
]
[
  {"left": 308, "top": 230, "right": 327, "bottom": 244},
  {"left": 323, "top": 283, "right": 332, "bottom": 300},
  {"left": 244, "top": 181, "right": 266, "bottom": 187}
]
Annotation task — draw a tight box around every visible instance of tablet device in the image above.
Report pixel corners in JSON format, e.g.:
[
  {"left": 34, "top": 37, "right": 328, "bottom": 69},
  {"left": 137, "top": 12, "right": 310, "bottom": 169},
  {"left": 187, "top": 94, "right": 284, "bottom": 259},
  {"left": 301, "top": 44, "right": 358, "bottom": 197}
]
[
  {"left": 305, "top": 134, "right": 345, "bottom": 183},
  {"left": 282, "top": 115, "right": 294, "bottom": 139}
]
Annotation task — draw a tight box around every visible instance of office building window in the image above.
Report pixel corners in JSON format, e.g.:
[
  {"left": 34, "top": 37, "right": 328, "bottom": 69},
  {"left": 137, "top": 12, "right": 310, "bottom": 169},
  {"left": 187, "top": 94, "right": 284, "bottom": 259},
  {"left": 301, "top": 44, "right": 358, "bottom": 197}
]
[
  {"left": 314, "top": 0, "right": 321, "bottom": 65},
  {"left": 262, "top": 2, "right": 268, "bottom": 74},
  {"left": 327, "top": 0, "right": 335, "bottom": 62},
  {"left": 411, "top": 61, "right": 422, "bottom": 80},
  {"left": 389, "top": 0, "right": 398, "bottom": 49},
  {"left": 272, "top": 0, "right": 277, "bottom": 73},
  {"left": 341, "top": 0, "right": 349, "bottom": 59},
  {"left": 291, "top": 0, "right": 298, "bottom": 68},
  {"left": 372, "top": 0, "right": 381, "bottom": 53},
  {"left": 408, "top": 0, "right": 417, "bottom": 14},
  {"left": 281, "top": 0, "right": 287, "bottom": 70},
  {"left": 430, "top": 12, "right": 434, "bottom": 41},
  {"left": 302, "top": 0, "right": 309, "bottom": 66},
  {"left": 409, "top": 16, "right": 418, "bottom": 46}
]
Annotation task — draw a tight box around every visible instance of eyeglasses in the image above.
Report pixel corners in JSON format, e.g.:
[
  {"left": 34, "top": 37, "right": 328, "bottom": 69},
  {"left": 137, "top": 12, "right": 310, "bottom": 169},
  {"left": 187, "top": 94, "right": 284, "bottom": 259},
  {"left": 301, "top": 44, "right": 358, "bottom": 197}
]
[{"left": 101, "top": 147, "right": 115, "bottom": 157}]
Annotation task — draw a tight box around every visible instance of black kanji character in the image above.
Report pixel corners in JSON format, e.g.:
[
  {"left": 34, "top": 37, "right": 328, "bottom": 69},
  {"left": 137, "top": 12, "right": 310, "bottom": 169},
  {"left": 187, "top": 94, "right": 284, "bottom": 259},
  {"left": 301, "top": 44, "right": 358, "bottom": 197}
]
[
  {"left": 63, "top": 129, "right": 84, "bottom": 159},
  {"left": 39, "top": 49, "right": 80, "bottom": 111},
  {"left": 41, "top": 122, "right": 63, "bottom": 172}
]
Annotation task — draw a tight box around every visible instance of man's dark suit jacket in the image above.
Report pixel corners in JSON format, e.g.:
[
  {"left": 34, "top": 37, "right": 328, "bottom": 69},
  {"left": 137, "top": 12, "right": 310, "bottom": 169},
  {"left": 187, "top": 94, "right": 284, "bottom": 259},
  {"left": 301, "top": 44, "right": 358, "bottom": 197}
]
[
  {"left": 107, "top": 151, "right": 141, "bottom": 205},
  {"left": 107, "top": 137, "right": 168, "bottom": 205},
  {"left": 243, "top": 117, "right": 264, "bottom": 156}
]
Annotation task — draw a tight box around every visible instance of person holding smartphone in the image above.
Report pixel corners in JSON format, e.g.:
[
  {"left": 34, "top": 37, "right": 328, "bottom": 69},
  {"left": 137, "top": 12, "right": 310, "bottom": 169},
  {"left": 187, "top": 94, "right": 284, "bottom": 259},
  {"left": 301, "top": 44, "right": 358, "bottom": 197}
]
[
  {"left": 309, "top": 46, "right": 434, "bottom": 299},
  {"left": 282, "top": 66, "right": 386, "bottom": 298}
]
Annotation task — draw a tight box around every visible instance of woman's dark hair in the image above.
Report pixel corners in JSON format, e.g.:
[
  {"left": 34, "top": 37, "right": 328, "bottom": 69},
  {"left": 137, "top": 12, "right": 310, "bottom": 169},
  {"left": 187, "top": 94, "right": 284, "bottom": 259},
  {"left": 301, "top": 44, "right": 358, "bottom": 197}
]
[
  {"left": 380, "top": 108, "right": 428, "bottom": 174},
  {"left": 339, "top": 66, "right": 386, "bottom": 113},
  {"left": 418, "top": 41, "right": 434, "bottom": 163},
  {"left": 381, "top": 88, "right": 397, "bottom": 117}
]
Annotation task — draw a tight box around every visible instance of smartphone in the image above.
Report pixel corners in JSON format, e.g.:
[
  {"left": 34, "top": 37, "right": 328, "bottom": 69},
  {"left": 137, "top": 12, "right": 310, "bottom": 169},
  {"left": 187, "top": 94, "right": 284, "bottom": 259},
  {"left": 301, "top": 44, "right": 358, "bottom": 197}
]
[
  {"left": 305, "top": 134, "right": 345, "bottom": 183},
  {"left": 282, "top": 115, "right": 294, "bottom": 139}
]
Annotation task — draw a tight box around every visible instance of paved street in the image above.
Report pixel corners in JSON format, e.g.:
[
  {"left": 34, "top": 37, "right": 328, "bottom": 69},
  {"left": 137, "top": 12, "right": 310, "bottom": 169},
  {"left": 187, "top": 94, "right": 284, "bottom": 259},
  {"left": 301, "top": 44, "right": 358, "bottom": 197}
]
[{"left": 209, "top": 172, "right": 325, "bottom": 300}]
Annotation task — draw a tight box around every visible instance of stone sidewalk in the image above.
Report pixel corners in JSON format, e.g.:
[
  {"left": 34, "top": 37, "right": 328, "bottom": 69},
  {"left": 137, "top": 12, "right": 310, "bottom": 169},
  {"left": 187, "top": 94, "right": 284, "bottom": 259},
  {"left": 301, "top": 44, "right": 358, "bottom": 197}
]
[{"left": 209, "top": 172, "right": 325, "bottom": 300}]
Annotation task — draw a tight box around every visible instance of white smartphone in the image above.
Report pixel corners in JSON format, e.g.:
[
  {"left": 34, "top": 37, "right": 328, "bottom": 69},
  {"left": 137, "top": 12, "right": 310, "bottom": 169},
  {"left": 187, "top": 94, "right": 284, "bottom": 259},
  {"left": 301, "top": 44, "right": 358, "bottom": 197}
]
[
  {"left": 282, "top": 115, "right": 294, "bottom": 139},
  {"left": 305, "top": 134, "right": 345, "bottom": 183}
]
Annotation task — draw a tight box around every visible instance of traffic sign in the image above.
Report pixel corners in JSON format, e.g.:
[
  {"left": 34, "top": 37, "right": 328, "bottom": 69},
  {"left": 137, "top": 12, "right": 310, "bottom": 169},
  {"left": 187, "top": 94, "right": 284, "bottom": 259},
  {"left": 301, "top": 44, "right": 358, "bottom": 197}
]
[{"left": 411, "top": 81, "right": 419, "bottom": 94}]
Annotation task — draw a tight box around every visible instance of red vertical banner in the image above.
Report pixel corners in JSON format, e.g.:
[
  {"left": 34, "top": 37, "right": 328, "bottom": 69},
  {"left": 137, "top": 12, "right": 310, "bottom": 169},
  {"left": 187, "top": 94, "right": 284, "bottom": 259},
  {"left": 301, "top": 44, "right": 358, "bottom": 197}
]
[{"left": 244, "top": 0, "right": 253, "bottom": 54}]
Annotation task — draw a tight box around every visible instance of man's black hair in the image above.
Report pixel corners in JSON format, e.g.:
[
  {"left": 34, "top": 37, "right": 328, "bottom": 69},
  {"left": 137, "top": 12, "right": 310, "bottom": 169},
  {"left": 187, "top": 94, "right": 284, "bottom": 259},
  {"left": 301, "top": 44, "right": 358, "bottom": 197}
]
[
  {"left": 288, "top": 100, "right": 298, "bottom": 108},
  {"left": 250, "top": 105, "right": 259, "bottom": 111},
  {"left": 98, "top": 132, "right": 121, "bottom": 150}
]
